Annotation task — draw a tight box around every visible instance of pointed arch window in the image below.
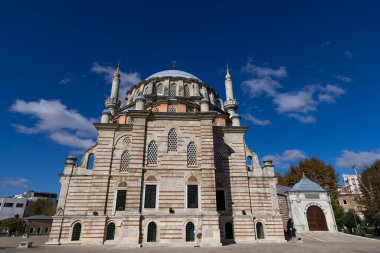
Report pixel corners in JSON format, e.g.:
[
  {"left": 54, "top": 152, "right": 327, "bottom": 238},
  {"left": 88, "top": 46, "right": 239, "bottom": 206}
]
[
  {"left": 106, "top": 223, "right": 115, "bottom": 240},
  {"left": 169, "top": 83, "right": 177, "bottom": 96},
  {"left": 71, "top": 223, "right": 82, "bottom": 241},
  {"left": 147, "top": 141, "right": 158, "bottom": 165},
  {"left": 184, "top": 84, "right": 190, "bottom": 97},
  {"left": 187, "top": 142, "right": 197, "bottom": 166},
  {"left": 87, "top": 153, "right": 95, "bottom": 170},
  {"left": 156, "top": 84, "right": 163, "bottom": 95},
  {"left": 147, "top": 222, "right": 157, "bottom": 242},
  {"left": 256, "top": 222, "right": 265, "bottom": 239},
  {"left": 168, "top": 128, "right": 177, "bottom": 151},
  {"left": 120, "top": 151, "right": 130, "bottom": 172},
  {"left": 186, "top": 222, "right": 195, "bottom": 241}
]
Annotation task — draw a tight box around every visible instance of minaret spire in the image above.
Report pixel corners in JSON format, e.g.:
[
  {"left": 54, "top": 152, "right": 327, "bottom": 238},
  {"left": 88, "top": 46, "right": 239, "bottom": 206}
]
[
  {"left": 105, "top": 62, "right": 122, "bottom": 116},
  {"left": 223, "top": 64, "right": 240, "bottom": 126}
]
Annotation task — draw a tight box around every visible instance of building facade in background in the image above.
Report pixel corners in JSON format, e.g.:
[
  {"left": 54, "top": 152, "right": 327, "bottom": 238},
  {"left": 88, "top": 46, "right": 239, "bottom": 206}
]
[
  {"left": 47, "top": 65, "right": 285, "bottom": 247},
  {"left": 338, "top": 174, "right": 364, "bottom": 220},
  {"left": 0, "top": 198, "right": 27, "bottom": 220}
]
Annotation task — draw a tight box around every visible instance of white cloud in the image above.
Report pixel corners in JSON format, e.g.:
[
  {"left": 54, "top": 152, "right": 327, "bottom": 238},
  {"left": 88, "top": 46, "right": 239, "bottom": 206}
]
[
  {"left": 263, "top": 149, "right": 307, "bottom": 168},
  {"left": 336, "top": 75, "right": 353, "bottom": 83},
  {"left": 1, "top": 177, "right": 29, "bottom": 189},
  {"left": 344, "top": 51, "right": 353, "bottom": 58},
  {"left": 91, "top": 62, "right": 141, "bottom": 101},
  {"left": 242, "top": 113, "right": 272, "bottom": 126},
  {"left": 321, "top": 41, "right": 331, "bottom": 48},
  {"left": 336, "top": 149, "right": 380, "bottom": 168},
  {"left": 58, "top": 77, "right": 72, "bottom": 85},
  {"left": 10, "top": 99, "right": 97, "bottom": 149},
  {"left": 240, "top": 59, "right": 346, "bottom": 124}
]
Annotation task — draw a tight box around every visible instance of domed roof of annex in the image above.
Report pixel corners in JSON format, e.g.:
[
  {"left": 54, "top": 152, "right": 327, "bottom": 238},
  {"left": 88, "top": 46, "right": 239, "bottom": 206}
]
[{"left": 145, "top": 69, "right": 201, "bottom": 82}]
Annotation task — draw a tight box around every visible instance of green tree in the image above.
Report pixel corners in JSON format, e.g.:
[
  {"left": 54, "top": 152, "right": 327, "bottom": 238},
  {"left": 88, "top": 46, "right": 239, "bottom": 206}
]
[
  {"left": 0, "top": 216, "right": 26, "bottom": 235},
  {"left": 343, "top": 209, "right": 360, "bottom": 234},
  {"left": 359, "top": 161, "right": 380, "bottom": 224},
  {"left": 278, "top": 157, "right": 339, "bottom": 199},
  {"left": 332, "top": 200, "right": 345, "bottom": 230},
  {"left": 25, "top": 199, "right": 56, "bottom": 217}
]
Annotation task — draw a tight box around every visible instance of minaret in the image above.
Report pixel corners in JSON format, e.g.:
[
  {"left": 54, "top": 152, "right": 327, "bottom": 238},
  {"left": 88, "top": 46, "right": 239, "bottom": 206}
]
[
  {"left": 105, "top": 62, "right": 122, "bottom": 116},
  {"left": 223, "top": 64, "right": 240, "bottom": 126}
]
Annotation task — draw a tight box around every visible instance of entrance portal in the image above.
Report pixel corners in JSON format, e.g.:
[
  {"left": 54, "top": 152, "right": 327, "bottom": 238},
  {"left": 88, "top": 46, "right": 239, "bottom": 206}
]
[{"left": 306, "top": 206, "right": 328, "bottom": 231}]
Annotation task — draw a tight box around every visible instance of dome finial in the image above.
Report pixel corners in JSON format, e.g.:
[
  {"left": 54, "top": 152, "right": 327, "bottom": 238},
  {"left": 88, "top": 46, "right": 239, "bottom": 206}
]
[
  {"left": 114, "top": 60, "right": 121, "bottom": 77},
  {"left": 226, "top": 63, "right": 231, "bottom": 79},
  {"left": 172, "top": 59, "right": 176, "bottom": 70}
]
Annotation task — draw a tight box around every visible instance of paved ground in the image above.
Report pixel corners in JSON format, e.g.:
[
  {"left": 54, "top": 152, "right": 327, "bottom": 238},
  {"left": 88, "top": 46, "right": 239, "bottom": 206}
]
[{"left": 1, "top": 235, "right": 380, "bottom": 253}]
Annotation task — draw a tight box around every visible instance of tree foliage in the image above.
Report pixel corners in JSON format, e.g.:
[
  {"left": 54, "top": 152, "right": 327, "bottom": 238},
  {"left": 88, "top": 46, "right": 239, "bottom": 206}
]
[
  {"left": 25, "top": 199, "right": 56, "bottom": 217},
  {"left": 277, "top": 157, "right": 339, "bottom": 199},
  {"left": 359, "top": 161, "right": 380, "bottom": 223},
  {"left": 0, "top": 216, "right": 26, "bottom": 235}
]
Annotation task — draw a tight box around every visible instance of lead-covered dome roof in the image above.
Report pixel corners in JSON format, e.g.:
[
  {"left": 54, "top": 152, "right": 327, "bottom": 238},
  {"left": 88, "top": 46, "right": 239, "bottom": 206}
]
[{"left": 146, "top": 70, "right": 201, "bottom": 82}]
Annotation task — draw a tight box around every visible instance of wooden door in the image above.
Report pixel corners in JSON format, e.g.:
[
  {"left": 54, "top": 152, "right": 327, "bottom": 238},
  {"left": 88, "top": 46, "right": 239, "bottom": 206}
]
[{"left": 307, "top": 206, "right": 328, "bottom": 231}]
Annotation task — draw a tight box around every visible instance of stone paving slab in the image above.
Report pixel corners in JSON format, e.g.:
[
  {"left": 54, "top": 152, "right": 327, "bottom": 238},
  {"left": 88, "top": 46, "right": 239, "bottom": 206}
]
[{"left": 0, "top": 235, "right": 380, "bottom": 253}]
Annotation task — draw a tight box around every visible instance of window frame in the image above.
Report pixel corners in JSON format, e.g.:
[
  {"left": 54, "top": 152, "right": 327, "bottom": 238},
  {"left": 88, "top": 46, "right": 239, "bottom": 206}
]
[
  {"left": 216, "top": 189, "right": 227, "bottom": 212},
  {"left": 143, "top": 183, "right": 159, "bottom": 210},
  {"left": 186, "top": 184, "right": 199, "bottom": 209}
]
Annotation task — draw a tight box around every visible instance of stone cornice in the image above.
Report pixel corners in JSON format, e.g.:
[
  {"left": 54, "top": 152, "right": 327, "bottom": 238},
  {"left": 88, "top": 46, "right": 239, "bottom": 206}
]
[{"left": 217, "top": 126, "right": 248, "bottom": 133}]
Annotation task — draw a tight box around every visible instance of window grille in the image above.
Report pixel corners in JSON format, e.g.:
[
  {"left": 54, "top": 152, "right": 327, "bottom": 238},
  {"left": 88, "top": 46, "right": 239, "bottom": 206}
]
[
  {"left": 168, "top": 105, "right": 176, "bottom": 112},
  {"left": 215, "top": 152, "right": 222, "bottom": 172},
  {"left": 216, "top": 190, "right": 226, "bottom": 211},
  {"left": 147, "top": 141, "right": 158, "bottom": 165},
  {"left": 106, "top": 223, "right": 115, "bottom": 240},
  {"left": 225, "top": 222, "right": 234, "bottom": 239},
  {"left": 123, "top": 136, "right": 132, "bottom": 145},
  {"left": 147, "top": 222, "right": 157, "bottom": 242},
  {"left": 156, "top": 84, "right": 163, "bottom": 95},
  {"left": 186, "top": 106, "right": 193, "bottom": 114},
  {"left": 127, "top": 117, "right": 134, "bottom": 125},
  {"left": 71, "top": 223, "right": 81, "bottom": 241},
  {"left": 168, "top": 128, "right": 177, "bottom": 151},
  {"left": 153, "top": 107, "right": 159, "bottom": 112},
  {"left": 115, "top": 190, "right": 127, "bottom": 211},
  {"left": 186, "top": 222, "right": 195, "bottom": 241},
  {"left": 169, "top": 83, "right": 177, "bottom": 96},
  {"left": 120, "top": 151, "right": 130, "bottom": 172},
  {"left": 144, "top": 185, "right": 156, "bottom": 208},
  {"left": 187, "top": 185, "right": 198, "bottom": 208},
  {"left": 187, "top": 142, "right": 197, "bottom": 166},
  {"left": 184, "top": 84, "right": 190, "bottom": 97}
]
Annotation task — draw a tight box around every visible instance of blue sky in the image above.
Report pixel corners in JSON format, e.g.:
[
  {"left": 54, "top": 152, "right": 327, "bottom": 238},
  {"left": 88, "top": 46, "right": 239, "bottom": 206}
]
[{"left": 1, "top": 0, "right": 380, "bottom": 196}]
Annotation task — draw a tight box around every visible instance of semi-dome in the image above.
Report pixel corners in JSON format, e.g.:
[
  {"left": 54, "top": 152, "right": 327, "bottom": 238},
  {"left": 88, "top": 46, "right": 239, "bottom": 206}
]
[{"left": 146, "top": 70, "right": 201, "bottom": 82}]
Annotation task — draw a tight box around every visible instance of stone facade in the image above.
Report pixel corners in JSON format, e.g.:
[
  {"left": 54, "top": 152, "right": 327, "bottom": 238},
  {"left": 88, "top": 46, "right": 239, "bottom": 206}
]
[{"left": 47, "top": 66, "right": 285, "bottom": 247}]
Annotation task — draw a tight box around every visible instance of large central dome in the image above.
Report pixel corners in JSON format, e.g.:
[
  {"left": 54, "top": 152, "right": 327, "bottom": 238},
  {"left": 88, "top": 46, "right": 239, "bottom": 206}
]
[{"left": 146, "top": 70, "right": 201, "bottom": 81}]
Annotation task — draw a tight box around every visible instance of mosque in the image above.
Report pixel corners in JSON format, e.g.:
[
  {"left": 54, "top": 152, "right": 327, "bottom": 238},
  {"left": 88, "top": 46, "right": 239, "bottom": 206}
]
[{"left": 46, "top": 63, "right": 327, "bottom": 247}]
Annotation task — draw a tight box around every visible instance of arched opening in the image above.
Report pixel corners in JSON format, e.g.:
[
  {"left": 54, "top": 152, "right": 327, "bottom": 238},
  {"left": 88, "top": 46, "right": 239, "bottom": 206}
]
[
  {"left": 307, "top": 206, "right": 328, "bottom": 231},
  {"left": 168, "top": 128, "right": 177, "bottom": 151},
  {"left": 256, "top": 222, "right": 265, "bottom": 239},
  {"left": 184, "top": 84, "right": 190, "bottom": 97},
  {"left": 246, "top": 156, "right": 252, "bottom": 171},
  {"left": 87, "top": 153, "right": 95, "bottom": 170},
  {"left": 169, "top": 83, "right": 177, "bottom": 96},
  {"left": 147, "top": 141, "right": 158, "bottom": 165},
  {"left": 71, "top": 223, "right": 81, "bottom": 241},
  {"left": 120, "top": 151, "right": 130, "bottom": 172},
  {"left": 156, "top": 84, "right": 163, "bottom": 95},
  {"left": 187, "top": 142, "right": 197, "bottom": 166},
  {"left": 147, "top": 222, "right": 157, "bottom": 242},
  {"left": 186, "top": 222, "right": 195, "bottom": 241},
  {"left": 106, "top": 223, "right": 115, "bottom": 240},
  {"left": 225, "top": 222, "right": 234, "bottom": 239}
]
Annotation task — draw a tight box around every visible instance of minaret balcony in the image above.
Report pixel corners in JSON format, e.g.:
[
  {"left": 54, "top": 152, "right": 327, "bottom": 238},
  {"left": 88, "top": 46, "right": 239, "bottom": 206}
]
[
  {"left": 105, "top": 97, "right": 121, "bottom": 107},
  {"left": 223, "top": 99, "right": 238, "bottom": 110}
]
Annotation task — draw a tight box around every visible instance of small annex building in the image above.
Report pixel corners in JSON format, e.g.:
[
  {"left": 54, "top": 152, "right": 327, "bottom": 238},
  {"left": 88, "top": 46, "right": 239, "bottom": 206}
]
[{"left": 277, "top": 175, "right": 337, "bottom": 233}]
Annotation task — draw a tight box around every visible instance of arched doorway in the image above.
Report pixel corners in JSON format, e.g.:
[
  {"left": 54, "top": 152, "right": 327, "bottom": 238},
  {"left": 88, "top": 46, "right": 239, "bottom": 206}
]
[
  {"left": 225, "top": 222, "right": 234, "bottom": 240},
  {"left": 147, "top": 222, "right": 157, "bottom": 242},
  {"left": 307, "top": 206, "right": 328, "bottom": 231}
]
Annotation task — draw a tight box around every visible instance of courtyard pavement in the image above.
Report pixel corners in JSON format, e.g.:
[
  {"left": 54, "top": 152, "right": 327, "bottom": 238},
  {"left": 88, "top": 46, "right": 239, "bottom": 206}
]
[{"left": 1, "top": 235, "right": 380, "bottom": 253}]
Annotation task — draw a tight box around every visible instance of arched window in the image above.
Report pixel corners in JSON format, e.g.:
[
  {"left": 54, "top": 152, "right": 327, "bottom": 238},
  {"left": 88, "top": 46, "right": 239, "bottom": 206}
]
[
  {"left": 225, "top": 222, "right": 234, "bottom": 239},
  {"left": 186, "top": 222, "right": 195, "bottom": 241},
  {"left": 156, "top": 84, "right": 163, "bottom": 95},
  {"left": 168, "top": 128, "right": 177, "bottom": 151},
  {"left": 106, "top": 223, "right": 115, "bottom": 240},
  {"left": 184, "top": 84, "right": 190, "bottom": 97},
  {"left": 147, "top": 141, "right": 158, "bottom": 165},
  {"left": 147, "top": 222, "right": 157, "bottom": 242},
  {"left": 71, "top": 223, "right": 81, "bottom": 241},
  {"left": 144, "top": 85, "right": 150, "bottom": 95},
  {"left": 127, "top": 117, "right": 134, "bottom": 125},
  {"left": 187, "top": 142, "right": 197, "bottom": 166},
  {"left": 120, "top": 151, "right": 130, "bottom": 172},
  {"left": 87, "top": 153, "right": 95, "bottom": 170},
  {"left": 246, "top": 156, "right": 252, "bottom": 171},
  {"left": 256, "top": 222, "right": 265, "bottom": 239},
  {"left": 169, "top": 83, "right": 177, "bottom": 96}
]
